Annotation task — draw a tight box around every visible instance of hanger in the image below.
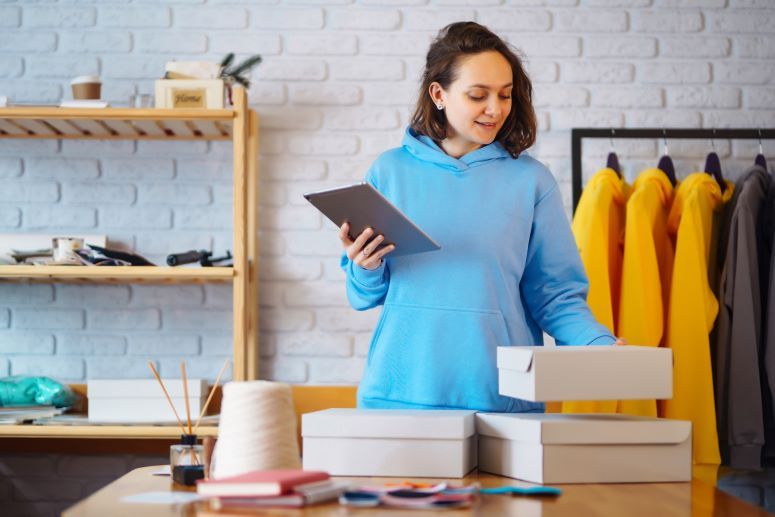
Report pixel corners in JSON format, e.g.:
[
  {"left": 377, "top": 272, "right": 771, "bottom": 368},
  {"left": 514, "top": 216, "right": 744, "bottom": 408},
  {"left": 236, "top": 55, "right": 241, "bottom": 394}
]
[
  {"left": 704, "top": 129, "right": 726, "bottom": 193},
  {"left": 656, "top": 129, "right": 677, "bottom": 187},
  {"left": 606, "top": 129, "right": 622, "bottom": 178},
  {"left": 755, "top": 129, "right": 768, "bottom": 170}
]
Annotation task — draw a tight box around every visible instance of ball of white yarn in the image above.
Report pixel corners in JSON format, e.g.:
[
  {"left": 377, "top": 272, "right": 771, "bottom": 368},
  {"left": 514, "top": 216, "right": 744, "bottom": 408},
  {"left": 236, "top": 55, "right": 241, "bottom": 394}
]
[{"left": 213, "top": 380, "right": 301, "bottom": 479}]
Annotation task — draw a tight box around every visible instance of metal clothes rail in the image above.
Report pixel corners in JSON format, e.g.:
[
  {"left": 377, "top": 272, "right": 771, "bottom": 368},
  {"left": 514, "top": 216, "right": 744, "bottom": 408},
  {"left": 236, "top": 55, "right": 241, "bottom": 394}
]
[{"left": 571, "top": 128, "right": 775, "bottom": 212}]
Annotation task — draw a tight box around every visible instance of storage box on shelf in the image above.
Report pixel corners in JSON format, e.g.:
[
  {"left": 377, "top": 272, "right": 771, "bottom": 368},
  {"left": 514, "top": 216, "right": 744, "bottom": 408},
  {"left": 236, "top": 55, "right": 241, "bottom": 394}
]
[
  {"left": 87, "top": 379, "right": 207, "bottom": 424},
  {"left": 0, "top": 88, "right": 259, "bottom": 440}
]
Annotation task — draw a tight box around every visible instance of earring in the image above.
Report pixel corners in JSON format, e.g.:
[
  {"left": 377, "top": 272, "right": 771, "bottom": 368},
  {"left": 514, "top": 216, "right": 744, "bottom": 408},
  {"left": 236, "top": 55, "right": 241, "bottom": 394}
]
[{"left": 436, "top": 104, "right": 443, "bottom": 110}]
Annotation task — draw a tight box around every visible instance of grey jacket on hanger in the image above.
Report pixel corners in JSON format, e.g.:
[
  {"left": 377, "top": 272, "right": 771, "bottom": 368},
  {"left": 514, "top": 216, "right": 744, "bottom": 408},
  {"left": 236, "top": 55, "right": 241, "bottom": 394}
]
[
  {"left": 714, "top": 165, "right": 770, "bottom": 469},
  {"left": 763, "top": 173, "right": 775, "bottom": 463}
]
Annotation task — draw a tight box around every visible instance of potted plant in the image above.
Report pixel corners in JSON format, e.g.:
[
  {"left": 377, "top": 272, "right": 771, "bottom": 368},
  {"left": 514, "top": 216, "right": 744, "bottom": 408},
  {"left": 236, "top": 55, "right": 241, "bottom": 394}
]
[{"left": 219, "top": 53, "right": 263, "bottom": 105}]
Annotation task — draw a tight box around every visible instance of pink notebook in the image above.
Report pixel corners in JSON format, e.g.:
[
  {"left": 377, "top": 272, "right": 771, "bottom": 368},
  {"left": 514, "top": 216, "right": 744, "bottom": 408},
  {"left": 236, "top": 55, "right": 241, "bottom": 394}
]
[{"left": 197, "top": 469, "right": 330, "bottom": 497}]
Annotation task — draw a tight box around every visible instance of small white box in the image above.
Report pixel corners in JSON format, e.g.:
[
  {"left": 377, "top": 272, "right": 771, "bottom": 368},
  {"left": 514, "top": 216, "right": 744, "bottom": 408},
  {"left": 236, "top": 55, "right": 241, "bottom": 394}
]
[
  {"left": 302, "top": 409, "right": 477, "bottom": 478},
  {"left": 87, "top": 379, "right": 207, "bottom": 423},
  {"left": 497, "top": 346, "right": 672, "bottom": 402},
  {"left": 476, "top": 413, "right": 692, "bottom": 484}
]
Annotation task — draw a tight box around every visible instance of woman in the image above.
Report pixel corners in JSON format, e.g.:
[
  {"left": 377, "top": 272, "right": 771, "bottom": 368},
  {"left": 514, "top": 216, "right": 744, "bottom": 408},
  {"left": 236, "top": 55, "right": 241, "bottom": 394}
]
[{"left": 339, "top": 22, "right": 622, "bottom": 413}]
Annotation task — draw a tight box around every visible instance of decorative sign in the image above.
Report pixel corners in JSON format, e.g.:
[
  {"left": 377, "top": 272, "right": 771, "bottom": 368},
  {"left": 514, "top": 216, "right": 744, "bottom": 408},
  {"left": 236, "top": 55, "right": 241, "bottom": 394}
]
[
  {"left": 155, "top": 79, "right": 224, "bottom": 109},
  {"left": 172, "top": 89, "right": 206, "bottom": 108}
]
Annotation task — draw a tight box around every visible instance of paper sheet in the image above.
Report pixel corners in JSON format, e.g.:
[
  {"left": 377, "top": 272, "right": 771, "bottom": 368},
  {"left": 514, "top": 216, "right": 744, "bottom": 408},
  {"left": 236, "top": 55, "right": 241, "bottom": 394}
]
[
  {"left": 121, "top": 491, "right": 202, "bottom": 504},
  {"left": 151, "top": 466, "right": 171, "bottom": 476}
]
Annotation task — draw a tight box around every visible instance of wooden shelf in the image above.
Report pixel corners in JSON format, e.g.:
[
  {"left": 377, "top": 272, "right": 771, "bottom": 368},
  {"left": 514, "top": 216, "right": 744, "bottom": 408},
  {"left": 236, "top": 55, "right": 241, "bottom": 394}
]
[
  {"left": 0, "top": 265, "right": 233, "bottom": 284},
  {"left": 0, "top": 424, "right": 218, "bottom": 440},
  {"left": 0, "top": 87, "right": 259, "bottom": 447},
  {"left": 0, "top": 106, "right": 234, "bottom": 141}
]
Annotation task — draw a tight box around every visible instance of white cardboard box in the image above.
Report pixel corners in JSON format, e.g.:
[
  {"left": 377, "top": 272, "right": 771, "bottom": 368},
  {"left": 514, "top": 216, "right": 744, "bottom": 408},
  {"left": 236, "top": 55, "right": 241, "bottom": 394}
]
[
  {"left": 497, "top": 346, "right": 672, "bottom": 402},
  {"left": 87, "top": 379, "right": 206, "bottom": 423},
  {"left": 302, "top": 409, "right": 477, "bottom": 478},
  {"left": 477, "top": 413, "right": 692, "bottom": 484}
]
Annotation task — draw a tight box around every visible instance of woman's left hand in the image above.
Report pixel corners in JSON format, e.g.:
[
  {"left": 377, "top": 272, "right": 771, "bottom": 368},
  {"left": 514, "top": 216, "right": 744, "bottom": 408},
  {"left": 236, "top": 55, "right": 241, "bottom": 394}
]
[{"left": 614, "top": 338, "right": 627, "bottom": 346}]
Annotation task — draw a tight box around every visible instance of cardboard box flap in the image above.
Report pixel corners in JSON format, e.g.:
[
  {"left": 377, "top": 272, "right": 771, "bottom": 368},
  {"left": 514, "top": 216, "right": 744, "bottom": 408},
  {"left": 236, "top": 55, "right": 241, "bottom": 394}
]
[
  {"left": 88, "top": 379, "right": 207, "bottom": 399},
  {"left": 496, "top": 347, "right": 534, "bottom": 372},
  {"left": 302, "top": 409, "right": 476, "bottom": 440},
  {"left": 476, "top": 413, "right": 691, "bottom": 445}
]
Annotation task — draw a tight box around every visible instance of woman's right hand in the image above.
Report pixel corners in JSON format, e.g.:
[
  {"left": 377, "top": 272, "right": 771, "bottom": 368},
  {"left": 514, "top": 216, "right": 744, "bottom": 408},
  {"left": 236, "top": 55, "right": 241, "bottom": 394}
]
[{"left": 339, "top": 222, "right": 396, "bottom": 271}]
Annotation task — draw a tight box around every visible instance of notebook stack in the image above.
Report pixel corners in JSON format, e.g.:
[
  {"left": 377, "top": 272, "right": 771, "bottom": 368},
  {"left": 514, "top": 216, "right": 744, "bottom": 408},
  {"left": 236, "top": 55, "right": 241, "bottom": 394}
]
[{"left": 197, "top": 469, "right": 349, "bottom": 508}]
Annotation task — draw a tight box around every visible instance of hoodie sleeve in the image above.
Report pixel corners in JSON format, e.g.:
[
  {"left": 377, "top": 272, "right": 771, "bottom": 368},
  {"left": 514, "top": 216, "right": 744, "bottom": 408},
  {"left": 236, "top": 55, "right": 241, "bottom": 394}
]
[
  {"left": 340, "top": 168, "right": 391, "bottom": 311},
  {"left": 520, "top": 183, "right": 616, "bottom": 346}
]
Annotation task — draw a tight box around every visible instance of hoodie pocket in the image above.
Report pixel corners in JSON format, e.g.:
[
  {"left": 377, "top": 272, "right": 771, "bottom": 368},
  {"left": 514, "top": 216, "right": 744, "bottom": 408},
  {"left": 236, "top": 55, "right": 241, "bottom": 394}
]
[{"left": 361, "top": 303, "right": 510, "bottom": 410}]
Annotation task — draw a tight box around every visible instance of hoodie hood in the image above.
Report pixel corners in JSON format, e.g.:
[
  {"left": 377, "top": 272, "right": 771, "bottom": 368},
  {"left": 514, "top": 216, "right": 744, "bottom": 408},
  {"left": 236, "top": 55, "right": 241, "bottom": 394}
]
[
  {"left": 668, "top": 172, "right": 734, "bottom": 235},
  {"left": 402, "top": 127, "right": 511, "bottom": 174},
  {"left": 633, "top": 167, "right": 675, "bottom": 209},
  {"left": 585, "top": 167, "right": 629, "bottom": 205}
]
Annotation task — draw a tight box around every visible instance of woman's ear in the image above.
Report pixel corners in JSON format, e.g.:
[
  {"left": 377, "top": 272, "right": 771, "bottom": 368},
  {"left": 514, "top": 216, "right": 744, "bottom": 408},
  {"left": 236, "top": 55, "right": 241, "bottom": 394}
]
[{"left": 428, "top": 82, "right": 445, "bottom": 106}]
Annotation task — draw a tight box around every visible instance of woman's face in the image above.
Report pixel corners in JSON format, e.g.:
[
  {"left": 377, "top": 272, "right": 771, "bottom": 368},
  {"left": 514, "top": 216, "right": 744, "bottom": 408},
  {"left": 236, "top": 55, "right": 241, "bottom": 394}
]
[{"left": 430, "top": 50, "right": 513, "bottom": 158}]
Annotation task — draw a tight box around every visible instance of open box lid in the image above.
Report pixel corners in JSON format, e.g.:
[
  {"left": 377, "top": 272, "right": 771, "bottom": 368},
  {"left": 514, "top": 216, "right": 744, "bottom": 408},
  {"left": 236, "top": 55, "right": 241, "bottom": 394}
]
[
  {"left": 476, "top": 413, "right": 691, "bottom": 445},
  {"left": 302, "top": 409, "right": 477, "bottom": 439},
  {"left": 496, "top": 345, "right": 672, "bottom": 372},
  {"left": 87, "top": 379, "right": 207, "bottom": 399}
]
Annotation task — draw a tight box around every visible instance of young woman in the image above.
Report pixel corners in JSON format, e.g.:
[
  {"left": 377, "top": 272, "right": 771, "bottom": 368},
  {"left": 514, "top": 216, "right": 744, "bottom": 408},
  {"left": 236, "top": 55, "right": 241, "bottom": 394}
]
[{"left": 339, "top": 22, "right": 622, "bottom": 413}]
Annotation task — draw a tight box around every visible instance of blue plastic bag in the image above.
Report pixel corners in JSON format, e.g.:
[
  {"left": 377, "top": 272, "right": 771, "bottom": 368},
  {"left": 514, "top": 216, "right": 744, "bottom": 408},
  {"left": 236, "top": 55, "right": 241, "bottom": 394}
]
[{"left": 0, "top": 375, "right": 76, "bottom": 407}]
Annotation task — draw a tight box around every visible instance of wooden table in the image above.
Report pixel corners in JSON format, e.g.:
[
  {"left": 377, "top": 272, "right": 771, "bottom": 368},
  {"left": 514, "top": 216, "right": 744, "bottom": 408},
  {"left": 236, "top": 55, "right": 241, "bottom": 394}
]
[{"left": 63, "top": 466, "right": 769, "bottom": 517}]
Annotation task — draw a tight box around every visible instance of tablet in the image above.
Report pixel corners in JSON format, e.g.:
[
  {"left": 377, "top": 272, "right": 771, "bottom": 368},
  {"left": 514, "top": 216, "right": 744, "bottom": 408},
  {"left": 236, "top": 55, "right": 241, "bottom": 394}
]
[{"left": 304, "top": 183, "right": 441, "bottom": 258}]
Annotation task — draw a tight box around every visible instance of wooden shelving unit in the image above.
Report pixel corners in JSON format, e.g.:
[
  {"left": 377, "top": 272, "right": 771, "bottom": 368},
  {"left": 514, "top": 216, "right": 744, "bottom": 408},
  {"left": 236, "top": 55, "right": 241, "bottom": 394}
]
[{"left": 0, "top": 88, "right": 260, "bottom": 440}]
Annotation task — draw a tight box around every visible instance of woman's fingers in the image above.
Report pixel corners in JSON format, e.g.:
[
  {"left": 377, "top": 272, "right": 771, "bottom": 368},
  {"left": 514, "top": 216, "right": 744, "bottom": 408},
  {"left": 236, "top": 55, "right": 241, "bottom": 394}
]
[
  {"left": 361, "top": 243, "right": 396, "bottom": 270},
  {"left": 346, "top": 227, "right": 374, "bottom": 260},
  {"left": 340, "top": 225, "right": 394, "bottom": 269},
  {"left": 338, "top": 222, "right": 352, "bottom": 246},
  {"left": 361, "top": 235, "right": 385, "bottom": 257}
]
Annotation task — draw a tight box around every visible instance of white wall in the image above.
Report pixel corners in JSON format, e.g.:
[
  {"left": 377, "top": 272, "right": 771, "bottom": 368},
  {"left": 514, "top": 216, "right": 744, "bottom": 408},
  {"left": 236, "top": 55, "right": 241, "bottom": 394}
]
[{"left": 0, "top": 0, "right": 774, "bottom": 387}]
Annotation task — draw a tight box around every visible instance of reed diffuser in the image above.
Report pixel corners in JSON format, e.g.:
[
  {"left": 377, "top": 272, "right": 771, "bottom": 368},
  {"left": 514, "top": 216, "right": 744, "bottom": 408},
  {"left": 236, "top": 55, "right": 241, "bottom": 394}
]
[{"left": 148, "top": 359, "right": 229, "bottom": 486}]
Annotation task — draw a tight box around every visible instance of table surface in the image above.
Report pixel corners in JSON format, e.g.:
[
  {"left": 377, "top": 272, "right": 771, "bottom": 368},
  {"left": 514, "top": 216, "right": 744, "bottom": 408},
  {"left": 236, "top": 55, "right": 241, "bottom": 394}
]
[{"left": 62, "top": 466, "right": 770, "bottom": 517}]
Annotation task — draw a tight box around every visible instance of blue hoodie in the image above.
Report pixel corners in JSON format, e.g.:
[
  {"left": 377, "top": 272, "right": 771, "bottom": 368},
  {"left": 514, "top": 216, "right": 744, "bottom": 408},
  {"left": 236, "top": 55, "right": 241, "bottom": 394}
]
[{"left": 341, "top": 128, "right": 615, "bottom": 413}]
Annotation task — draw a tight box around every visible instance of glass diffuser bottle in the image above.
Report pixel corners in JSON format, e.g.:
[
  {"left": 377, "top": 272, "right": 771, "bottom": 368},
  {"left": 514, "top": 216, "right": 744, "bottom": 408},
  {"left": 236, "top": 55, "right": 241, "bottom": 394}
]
[{"left": 171, "top": 433, "right": 204, "bottom": 485}]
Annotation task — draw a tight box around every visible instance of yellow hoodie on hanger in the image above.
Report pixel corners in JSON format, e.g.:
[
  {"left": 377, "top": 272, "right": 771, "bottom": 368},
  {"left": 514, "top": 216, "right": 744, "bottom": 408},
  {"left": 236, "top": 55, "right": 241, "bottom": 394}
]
[
  {"left": 617, "top": 168, "right": 675, "bottom": 418},
  {"left": 662, "top": 172, "right": 733, "bottom": 484},
  {"left": 562, "top": 167, "right": 629, "bottom": 414}
]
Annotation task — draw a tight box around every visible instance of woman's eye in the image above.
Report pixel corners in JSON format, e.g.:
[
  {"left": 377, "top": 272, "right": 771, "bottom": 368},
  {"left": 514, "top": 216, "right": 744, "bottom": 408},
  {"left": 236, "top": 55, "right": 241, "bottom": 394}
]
[
  {"left": 500, "top": 95, "right": 512, "bottom": 100},
  {"left": 469, "top": 96, "right": 485, "bottom": 101}
]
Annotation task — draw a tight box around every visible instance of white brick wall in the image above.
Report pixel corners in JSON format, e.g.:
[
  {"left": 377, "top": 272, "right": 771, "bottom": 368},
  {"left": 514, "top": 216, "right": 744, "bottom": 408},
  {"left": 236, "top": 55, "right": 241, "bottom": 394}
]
[{"left": 0, "top": 1, "right": 772, "bottom": 397}]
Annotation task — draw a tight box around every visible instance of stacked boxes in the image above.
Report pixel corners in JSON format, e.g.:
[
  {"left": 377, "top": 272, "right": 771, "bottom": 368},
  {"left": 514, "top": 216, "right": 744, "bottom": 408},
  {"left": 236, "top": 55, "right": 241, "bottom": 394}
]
[{"left": 301, "top": 346, "right": 691, "bottom": 483}]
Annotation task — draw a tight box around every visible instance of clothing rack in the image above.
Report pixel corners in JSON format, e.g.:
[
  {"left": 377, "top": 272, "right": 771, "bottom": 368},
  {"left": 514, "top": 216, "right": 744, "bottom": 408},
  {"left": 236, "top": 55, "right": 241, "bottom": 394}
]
[{"left": 571, "top": 128, "right": 775, "bottom": 213}]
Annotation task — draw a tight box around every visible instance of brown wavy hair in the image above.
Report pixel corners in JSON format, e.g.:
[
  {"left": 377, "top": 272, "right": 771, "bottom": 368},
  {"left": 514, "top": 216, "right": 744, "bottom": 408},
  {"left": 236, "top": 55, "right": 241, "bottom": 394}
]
[{"left": 410, "top": 22, "right": 536, "bottom": 159}]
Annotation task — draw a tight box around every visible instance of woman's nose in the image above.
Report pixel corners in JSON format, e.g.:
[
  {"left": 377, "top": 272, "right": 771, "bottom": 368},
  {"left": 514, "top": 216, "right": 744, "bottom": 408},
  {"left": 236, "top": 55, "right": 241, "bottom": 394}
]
[{"left": 485, "top": 99, "right": 500, "bottom": 118}]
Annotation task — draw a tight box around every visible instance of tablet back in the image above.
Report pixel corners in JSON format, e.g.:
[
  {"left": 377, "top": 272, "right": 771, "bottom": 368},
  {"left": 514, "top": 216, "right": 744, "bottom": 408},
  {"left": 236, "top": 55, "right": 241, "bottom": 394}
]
[{"left": 304, "top": 183, "right": 440, "bottom": 258}]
